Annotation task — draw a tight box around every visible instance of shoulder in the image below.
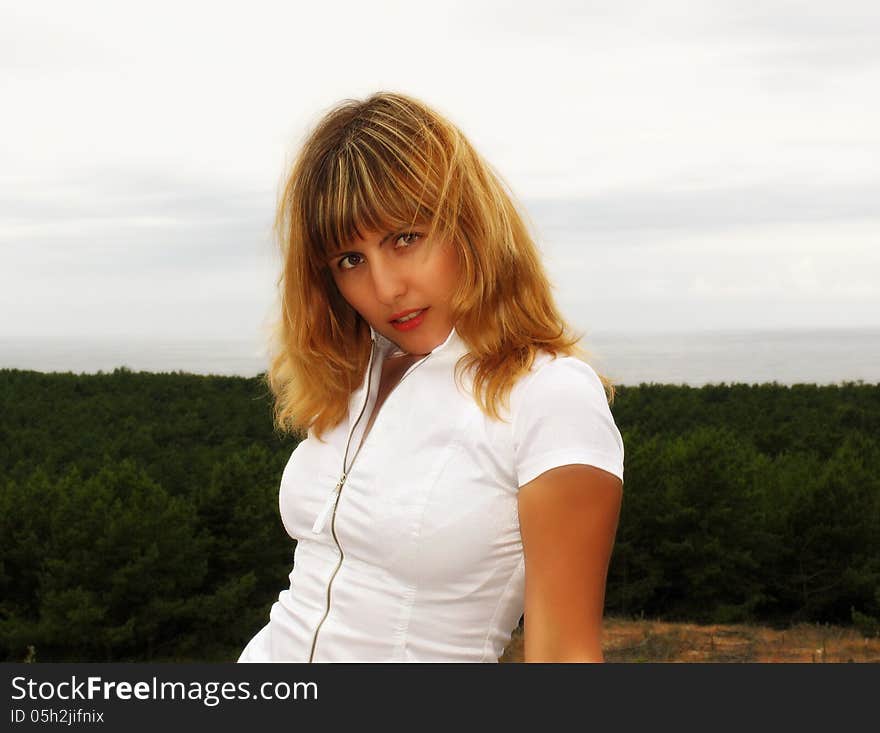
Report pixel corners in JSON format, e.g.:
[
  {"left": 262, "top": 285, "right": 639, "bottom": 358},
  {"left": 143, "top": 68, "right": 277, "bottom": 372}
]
[
  {"left": 511, "top": 353, "right": 609, "bottom": 412},
  {"left": 509, "top": 352, "right": 624, "bottom": 488}
]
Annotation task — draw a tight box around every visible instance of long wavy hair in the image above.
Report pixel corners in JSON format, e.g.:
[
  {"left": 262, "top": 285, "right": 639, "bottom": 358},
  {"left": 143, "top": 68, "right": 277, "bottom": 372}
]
[{"left": 268, "top": 91, "right": 613, "bottom": 439}]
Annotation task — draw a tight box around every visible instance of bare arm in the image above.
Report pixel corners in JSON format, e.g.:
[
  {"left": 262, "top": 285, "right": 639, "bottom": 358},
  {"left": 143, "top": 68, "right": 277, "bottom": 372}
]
[{"left": 517, "top": 463, "right": 623, "bottom": 662}]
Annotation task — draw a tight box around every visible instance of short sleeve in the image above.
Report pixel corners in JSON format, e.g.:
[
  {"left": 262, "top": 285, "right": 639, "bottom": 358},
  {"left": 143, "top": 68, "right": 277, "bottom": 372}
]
[{"left": 512, "top": 357, "right": 624, "bottom": 488}]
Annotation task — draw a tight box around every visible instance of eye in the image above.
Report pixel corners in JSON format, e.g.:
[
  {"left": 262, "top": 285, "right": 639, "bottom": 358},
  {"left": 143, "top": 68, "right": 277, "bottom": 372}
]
[
  {"left": 336, "top": 253, "right": 364, "bottom": 271},
  {"left": 395, "top": 232, "right": 422, "bottom": 248}
]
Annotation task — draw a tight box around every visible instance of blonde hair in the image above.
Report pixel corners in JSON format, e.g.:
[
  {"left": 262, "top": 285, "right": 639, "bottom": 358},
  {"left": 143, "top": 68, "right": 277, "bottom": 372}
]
[{"left": 268, "top": 91, "right": 613, "bottom": 439}]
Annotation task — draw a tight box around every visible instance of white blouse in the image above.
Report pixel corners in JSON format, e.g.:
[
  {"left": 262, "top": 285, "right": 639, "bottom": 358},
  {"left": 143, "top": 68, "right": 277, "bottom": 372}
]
[{"left": 238, "top": 326, "right": 624, "bottom": 662}]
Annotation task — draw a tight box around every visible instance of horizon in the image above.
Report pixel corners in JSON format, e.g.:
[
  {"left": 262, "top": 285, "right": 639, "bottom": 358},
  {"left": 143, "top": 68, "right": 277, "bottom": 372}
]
[{"left": 4, "top": 326, "right": 878, "bottom": 386}]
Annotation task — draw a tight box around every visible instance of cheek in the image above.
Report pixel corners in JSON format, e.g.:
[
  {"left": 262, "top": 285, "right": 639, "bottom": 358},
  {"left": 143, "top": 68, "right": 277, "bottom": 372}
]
[
  {"left": 433, "top": 245, "right": 462, "bottom": 296},
  {"left": 330, "top": 274, "right": 367, "bottom": 314}
]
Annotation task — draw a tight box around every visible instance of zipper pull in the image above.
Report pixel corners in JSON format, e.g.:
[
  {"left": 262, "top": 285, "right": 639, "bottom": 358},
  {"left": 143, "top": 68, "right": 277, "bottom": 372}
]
[{"left": 311, "top": 474, "right": 346, "bottom": 534}]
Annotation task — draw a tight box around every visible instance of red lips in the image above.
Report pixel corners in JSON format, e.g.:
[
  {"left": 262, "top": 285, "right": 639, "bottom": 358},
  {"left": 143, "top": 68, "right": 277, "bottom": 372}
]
[
  {"left": 389, "top": 307, "right": 427, "bottom": 322},
  {"left": 389, "top": 308, "right": 428, "bottom": 332}
]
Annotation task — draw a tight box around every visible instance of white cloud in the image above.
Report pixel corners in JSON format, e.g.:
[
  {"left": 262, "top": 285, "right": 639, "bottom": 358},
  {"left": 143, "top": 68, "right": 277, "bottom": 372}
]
[{"left": 1, "top": 0, "right": 878, "bottom": 343}]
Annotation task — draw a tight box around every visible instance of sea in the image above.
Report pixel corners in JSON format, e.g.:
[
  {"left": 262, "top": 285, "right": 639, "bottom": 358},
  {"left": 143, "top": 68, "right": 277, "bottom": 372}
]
[{"left": 2, "top": 328, "right": 877, "bottom": 386}]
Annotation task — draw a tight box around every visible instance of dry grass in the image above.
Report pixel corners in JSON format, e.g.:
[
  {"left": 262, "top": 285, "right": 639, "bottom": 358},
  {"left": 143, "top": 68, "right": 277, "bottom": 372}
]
[{"left": 498, "top": 615, "right": 880, "bottom": 663}]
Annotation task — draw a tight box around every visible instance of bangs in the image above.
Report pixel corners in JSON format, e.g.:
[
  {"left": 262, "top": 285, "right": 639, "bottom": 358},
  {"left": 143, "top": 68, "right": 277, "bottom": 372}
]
[{"left": 304, "top": 137, "right": 437, "bottom": 262}]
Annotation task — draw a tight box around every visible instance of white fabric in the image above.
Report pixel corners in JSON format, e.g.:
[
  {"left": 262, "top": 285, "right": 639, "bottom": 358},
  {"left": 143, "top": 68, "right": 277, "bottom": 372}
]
[{"left": 238, "top": 326, "right": 624, "bottom": 663}]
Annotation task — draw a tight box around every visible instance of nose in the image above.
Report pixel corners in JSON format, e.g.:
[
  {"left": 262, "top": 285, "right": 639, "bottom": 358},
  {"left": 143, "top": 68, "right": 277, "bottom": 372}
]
[{"left": 369, "top": 258, "right": 407, "bottom": 306}]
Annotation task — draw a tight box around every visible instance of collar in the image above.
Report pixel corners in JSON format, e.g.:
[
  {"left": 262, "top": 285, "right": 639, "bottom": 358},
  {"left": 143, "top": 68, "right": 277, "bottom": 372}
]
[{"left": 369, "top": 324, "right": 464, "bottom": 360}]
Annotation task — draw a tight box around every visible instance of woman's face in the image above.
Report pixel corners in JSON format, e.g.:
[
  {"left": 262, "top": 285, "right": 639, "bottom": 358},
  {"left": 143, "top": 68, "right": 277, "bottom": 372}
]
[{"left": 327, "top": 227, "right": 460, "bottom": 355}]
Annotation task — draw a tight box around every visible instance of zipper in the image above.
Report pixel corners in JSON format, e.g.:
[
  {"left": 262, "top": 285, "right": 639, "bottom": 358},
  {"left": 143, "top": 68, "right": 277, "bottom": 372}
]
[
  {"left": 306, "top": 335, "right": 433, "bottom": 662},
  {"left": 307, "top": 338, "right": 376, "bottom": 662}
]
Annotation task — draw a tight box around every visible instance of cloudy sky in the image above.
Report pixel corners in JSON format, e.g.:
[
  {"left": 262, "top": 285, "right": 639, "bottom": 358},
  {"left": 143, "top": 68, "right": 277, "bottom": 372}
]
[{"left": 2, "top": 0, "right": 878, "bottom": 351}]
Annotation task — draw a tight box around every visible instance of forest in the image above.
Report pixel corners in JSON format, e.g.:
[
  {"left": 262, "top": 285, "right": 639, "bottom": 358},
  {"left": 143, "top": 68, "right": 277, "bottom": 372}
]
[{"left": 1, "top": 367, "right": 878, "bottom": 661}]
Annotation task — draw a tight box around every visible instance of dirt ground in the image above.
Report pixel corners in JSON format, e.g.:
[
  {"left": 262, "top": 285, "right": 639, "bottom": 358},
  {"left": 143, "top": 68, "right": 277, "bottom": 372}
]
[{"left": 499, "top": 615, "right": 880, "bottom": 663}]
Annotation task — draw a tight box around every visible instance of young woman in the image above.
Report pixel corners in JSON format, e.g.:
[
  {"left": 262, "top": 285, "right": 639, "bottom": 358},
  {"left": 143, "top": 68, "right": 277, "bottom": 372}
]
[{"left": 239, "top": 91, "right": 624, "bottom": 663}]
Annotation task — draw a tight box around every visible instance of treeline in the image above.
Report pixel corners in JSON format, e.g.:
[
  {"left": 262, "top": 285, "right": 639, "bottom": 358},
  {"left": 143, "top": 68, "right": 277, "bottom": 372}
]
[
  {"left": 1, "top": 368, "right": 296, "bottom": 662},
  {"left": 607, "top": 381, "right": 880, "bottom": 631},
  {"left": 1, "top": 368, "right": 878, "bottom": 661}
]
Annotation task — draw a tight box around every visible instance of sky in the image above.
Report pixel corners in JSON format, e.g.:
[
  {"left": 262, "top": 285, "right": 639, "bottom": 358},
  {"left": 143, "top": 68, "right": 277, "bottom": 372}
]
[{"left": 2, "top": 0, "right": 878, "bottom": 349}]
